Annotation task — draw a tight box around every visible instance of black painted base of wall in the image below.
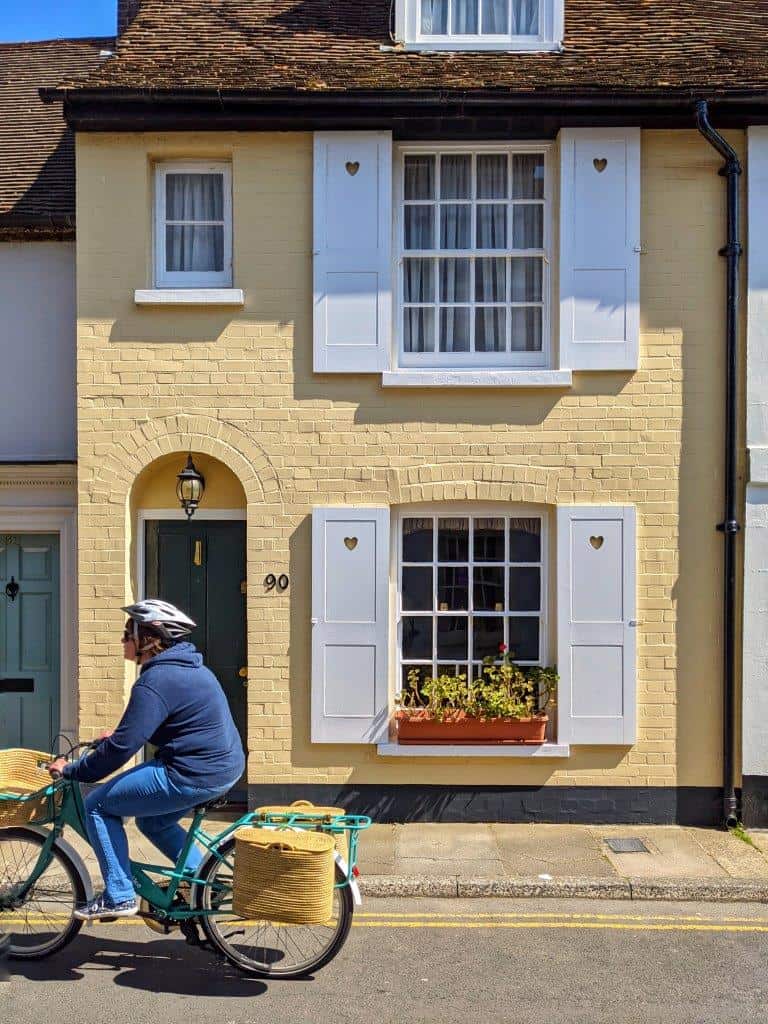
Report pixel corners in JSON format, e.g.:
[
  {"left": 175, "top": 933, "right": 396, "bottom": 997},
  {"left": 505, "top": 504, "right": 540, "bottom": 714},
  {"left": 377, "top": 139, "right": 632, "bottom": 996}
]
[
  {"left": 742, "top": 776, "right": 768, "bottom": 828},
  {"left": 248, "top": 784, "right": 723, "bottom": 826}
]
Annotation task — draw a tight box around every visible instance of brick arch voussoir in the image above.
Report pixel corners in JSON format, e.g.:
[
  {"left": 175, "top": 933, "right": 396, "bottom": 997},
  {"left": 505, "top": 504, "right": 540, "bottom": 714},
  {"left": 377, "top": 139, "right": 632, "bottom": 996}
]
[{"left": 390, "top": 463, "right": 559, "bottom": 507}]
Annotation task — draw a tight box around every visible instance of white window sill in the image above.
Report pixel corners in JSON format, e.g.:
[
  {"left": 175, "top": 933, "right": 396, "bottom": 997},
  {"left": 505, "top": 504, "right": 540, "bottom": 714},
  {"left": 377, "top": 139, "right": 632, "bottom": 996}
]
[
  {"left": 397, "top": 41, "right": 563, "bottom": 53},
  {"left": 377, "top": 742, "right": 570, "bottom": 758},
  {"left": 134, "top": 288, "right": 245, "bottom": 307},
  {"left": 381, "top": 370, "right": 573, "bottom": 388}
]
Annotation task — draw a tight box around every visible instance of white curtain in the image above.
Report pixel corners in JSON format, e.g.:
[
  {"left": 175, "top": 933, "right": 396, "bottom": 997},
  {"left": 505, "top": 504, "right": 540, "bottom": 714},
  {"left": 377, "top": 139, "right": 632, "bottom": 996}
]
[
  {"left": 511, "top": 0, "right": 539, "bottom": 34},
  {"left": 481, "top": 0, "right": 508, "bottom": 33},
  {"left": 439, "top": 259, "right": 470, "bottom": 352},
  {"left": 165, "top": 173, "right": 224, "bottom": 273},
  {"left": 452, "top": 0, "right": 478, "bottom": 33},
  {"left": 421, "top": 0, "right": 448, "bottom": 32}
]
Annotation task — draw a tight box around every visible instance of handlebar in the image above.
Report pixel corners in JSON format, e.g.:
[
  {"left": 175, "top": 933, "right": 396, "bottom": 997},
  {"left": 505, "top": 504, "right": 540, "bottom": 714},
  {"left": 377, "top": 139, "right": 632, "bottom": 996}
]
[{"left": 41, "top": 739, "right": 102, "bottom": 779}]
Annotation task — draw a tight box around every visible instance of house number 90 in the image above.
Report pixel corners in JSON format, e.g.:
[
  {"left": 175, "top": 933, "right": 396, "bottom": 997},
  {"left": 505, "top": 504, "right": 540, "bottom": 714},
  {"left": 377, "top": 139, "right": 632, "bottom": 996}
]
[{"left": 264, "top": 574, "right": 289, "bottom": 592}]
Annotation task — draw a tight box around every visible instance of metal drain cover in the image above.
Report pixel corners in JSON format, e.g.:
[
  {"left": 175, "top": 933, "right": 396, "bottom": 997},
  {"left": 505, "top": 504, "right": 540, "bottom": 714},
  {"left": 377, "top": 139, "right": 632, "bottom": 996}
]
[{"left": 604, "top": 838, "right": 650, "bottom": 854}]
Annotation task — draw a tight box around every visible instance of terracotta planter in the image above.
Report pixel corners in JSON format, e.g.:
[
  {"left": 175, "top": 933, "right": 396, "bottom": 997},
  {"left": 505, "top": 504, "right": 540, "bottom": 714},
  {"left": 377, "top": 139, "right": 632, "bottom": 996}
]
[{"left": 395, "top": 710, "right": 548, "bottom": 745}]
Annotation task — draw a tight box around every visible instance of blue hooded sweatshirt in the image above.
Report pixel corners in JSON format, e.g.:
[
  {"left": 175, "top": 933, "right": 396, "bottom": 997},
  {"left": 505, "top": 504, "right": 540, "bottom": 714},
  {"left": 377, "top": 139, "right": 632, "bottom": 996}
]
[{"left": 64, "top": 642, "right": 245, "bottom": 789}]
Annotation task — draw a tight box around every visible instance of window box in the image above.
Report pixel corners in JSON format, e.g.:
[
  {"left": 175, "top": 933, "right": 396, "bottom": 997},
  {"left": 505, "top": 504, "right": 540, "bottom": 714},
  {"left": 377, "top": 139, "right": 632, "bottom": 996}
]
[{"left": 395, "top": 709, "right": 548, "bottom": 745}]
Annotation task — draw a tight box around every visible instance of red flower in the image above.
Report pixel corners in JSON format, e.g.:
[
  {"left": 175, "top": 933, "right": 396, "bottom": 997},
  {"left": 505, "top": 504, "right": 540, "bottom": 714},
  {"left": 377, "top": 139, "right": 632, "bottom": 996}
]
[{"left": 499, "top": 643, "right": 508, "bottom": 653}]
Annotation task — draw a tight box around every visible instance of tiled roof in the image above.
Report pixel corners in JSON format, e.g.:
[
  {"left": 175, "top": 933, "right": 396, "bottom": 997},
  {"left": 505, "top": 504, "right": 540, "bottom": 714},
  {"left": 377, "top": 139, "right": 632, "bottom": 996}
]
[
  {"left": 0, "top": 38, "right": 113, "bottom": 238},
  {"left": 59, "top": 0, "right": 768, "bottom": 96}
]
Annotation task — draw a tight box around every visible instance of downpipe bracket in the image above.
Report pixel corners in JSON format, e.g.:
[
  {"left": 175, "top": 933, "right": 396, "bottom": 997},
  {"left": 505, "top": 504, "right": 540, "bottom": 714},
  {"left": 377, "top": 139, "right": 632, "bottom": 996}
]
[{"left": 716, "top": 520, "right": 742, "bottom": 534}]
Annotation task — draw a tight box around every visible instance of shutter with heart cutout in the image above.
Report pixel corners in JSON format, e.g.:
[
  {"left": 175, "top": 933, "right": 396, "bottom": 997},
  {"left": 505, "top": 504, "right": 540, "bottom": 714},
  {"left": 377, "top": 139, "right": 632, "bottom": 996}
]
[
  {"left": 313, "top": 132, "right": 393, "bottom": 373},
  {"left": 559, "top": 128, "right": 641, "bottom": 371},
  {"left": 311, "top": 507, "right": 390, "bottom": 743},
  {"left": 556, "top": 506, "right": 637, "bottom": 745}
]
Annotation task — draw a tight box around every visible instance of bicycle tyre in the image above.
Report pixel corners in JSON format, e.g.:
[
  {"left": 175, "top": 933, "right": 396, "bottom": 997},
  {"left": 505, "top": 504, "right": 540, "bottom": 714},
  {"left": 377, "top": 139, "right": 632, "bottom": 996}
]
[
  {"left": 0, "top": 826, "right": 85, "bottom": 959},
  {"left": 195, "top": 836, "right": 354, "bottom": 979}
]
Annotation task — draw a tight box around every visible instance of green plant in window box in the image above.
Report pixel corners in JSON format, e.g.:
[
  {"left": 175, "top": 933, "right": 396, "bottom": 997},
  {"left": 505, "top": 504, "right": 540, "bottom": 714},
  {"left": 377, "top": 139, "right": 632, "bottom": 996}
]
[{"left": 395, "top": 644, "right": 558, "bottom": 745}]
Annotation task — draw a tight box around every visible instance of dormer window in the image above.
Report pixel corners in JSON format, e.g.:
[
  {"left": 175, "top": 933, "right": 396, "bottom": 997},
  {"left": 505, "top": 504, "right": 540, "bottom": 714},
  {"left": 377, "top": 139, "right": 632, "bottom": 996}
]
[{"left": 397, "top": 0, "right": 563, "bottom": 51}]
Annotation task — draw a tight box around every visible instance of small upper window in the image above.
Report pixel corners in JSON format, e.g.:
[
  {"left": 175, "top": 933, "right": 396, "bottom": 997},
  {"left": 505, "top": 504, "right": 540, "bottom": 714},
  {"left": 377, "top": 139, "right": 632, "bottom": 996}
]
[
  {"left": 397, "top": 0, "right": 563, "bottom": 50},
  {"left": 154, "top": 162, "right": 232, "bottom": 288}
]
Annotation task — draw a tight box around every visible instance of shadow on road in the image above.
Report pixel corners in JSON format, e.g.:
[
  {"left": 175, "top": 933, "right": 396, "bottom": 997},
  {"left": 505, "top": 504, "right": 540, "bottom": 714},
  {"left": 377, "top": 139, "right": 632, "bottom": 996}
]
[{"left": 7, "top": 934, "right": 283, "bottom": 996}]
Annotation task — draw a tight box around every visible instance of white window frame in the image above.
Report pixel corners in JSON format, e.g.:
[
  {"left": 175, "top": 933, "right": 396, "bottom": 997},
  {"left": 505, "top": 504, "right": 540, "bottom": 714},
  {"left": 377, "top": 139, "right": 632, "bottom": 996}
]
[
  {"left": 393, "top": 141, "right": 553, "bottom": 371},
  {"left": 153, "top": 161, "right": 233, "bottom": 289},
  {"left": 396, "top": 0, "right": 564, "bottom": 51},
  {"left": 394, "top": 506, "right": 550, "bottom": 712}
]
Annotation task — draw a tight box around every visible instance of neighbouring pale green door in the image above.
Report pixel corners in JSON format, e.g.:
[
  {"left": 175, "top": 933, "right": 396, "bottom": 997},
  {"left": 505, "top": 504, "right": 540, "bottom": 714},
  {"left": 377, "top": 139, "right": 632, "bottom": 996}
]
[
  {"left": 0, "top": 533, "right": 60, "bottom": 751},
  {"left": 145, "top": 520, "right": 247, "bottom": 800}
]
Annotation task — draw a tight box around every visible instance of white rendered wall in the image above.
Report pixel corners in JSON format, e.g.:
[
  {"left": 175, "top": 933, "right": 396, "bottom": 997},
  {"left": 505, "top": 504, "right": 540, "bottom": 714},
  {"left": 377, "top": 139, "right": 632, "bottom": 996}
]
[
  {"left": 744, "top": 128, "right": 768, "bottom": 777},
  {"left": 0, "top": 241, "right": 76, "bottom": 461}
]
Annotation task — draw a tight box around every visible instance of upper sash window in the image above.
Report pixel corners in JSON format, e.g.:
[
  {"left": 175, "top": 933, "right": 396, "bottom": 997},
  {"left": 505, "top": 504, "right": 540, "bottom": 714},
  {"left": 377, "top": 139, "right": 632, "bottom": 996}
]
[{"left": 397, "top": 0, "right": 564, "bottom": 51}]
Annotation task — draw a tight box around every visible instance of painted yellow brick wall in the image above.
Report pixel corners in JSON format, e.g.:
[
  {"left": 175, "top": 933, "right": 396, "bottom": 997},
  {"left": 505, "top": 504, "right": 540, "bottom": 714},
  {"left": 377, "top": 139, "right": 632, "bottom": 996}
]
[{"left": 75, "top": 129, "right": 743, "bottom": 791}]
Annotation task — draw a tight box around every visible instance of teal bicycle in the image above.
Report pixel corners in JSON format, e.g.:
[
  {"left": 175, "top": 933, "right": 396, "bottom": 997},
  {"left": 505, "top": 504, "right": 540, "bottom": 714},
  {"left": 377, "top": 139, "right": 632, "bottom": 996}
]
[{"left": 0, "top": 743, "right": 371, "bottom": 979}]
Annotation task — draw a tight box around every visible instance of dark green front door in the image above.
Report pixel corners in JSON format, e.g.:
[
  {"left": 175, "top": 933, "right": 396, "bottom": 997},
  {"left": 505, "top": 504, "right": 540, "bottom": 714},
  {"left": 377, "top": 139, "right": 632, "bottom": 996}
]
[
  {"left": 0, "top": 533, "right": 60, "bottom": 751},
  {"left": 145, "top": 520, "right": 247, "bottom": 795}
]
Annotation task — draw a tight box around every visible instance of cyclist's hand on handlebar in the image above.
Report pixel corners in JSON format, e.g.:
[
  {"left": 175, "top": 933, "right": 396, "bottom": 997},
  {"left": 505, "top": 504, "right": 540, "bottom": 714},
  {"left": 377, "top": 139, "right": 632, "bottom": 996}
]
[{"left": 47, "top": 757, "right": 68, "bottom": 779}]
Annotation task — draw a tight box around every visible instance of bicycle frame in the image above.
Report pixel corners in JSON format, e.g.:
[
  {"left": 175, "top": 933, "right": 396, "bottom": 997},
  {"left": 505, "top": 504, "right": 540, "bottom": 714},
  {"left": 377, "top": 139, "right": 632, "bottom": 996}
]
[{"left": 2, "top": 776, "right": 368, "bottom": 923}]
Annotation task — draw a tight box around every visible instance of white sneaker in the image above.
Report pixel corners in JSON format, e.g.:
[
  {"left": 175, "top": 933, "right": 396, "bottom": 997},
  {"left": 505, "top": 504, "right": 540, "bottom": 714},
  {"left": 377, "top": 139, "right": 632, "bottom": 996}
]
[{"left": 74, "top": 893, "right": 139, "bottom": 921}]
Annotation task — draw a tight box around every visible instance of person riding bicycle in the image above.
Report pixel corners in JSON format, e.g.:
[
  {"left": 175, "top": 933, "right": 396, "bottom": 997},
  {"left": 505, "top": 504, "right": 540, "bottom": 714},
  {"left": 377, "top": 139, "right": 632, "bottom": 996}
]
[{"left": 47, "top": 599, "right": 245, "bottom": 921}]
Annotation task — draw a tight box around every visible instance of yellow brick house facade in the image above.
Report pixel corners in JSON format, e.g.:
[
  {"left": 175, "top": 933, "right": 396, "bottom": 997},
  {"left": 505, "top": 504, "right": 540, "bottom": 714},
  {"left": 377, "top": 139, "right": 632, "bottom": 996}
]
[{"left": 56, "top": 0, "right": 768, "bottom": 824}]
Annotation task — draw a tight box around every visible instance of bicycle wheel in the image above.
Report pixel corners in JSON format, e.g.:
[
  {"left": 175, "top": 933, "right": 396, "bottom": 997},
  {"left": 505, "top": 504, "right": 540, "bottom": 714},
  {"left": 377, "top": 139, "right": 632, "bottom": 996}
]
[
  {"left": 0, "top": 827, "right": 85, "bottom": 959},
  {"left": 196, "top": 836, "right": 354, "bottom": 979}
]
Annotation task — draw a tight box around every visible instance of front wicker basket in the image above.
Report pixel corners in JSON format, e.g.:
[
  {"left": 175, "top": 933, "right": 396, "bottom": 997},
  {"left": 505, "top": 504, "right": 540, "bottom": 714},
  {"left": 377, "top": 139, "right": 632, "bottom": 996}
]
[
  {"left": 256, "top": 799, "right": 349, "bottom": 862},
  {"left": 233, "top": 828, "right": 335, "bottom": 925},
  {"left": 0, "top": 749, "right": 56, "bottom": 828}
]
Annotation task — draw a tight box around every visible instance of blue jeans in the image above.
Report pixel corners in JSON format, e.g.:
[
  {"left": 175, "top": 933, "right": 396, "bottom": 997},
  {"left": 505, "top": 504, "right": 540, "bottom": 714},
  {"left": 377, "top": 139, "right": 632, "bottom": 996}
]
[{"left": 83, "top": 760, "right": 234, "bottom": 906}]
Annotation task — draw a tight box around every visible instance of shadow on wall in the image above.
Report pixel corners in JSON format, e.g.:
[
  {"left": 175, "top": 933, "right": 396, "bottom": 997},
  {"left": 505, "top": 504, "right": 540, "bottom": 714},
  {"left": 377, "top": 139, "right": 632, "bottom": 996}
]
[{"left": 6, "top": 135, "right": 76, "bottom": 228}]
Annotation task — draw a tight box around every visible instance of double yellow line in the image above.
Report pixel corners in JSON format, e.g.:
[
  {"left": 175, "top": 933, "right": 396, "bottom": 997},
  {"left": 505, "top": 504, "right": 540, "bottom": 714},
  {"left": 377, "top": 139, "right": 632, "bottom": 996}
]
[{"left": 4, "top": 910, "right": 768, "bottom": 934}]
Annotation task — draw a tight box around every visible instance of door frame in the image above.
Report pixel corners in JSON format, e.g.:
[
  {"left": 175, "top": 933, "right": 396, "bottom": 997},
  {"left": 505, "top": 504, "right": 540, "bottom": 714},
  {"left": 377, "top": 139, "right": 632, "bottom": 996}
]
[
  {"left": 0, "top": 507, "right": 77, "bottom": 742},
  {"left": 136, "top": 508, "right": 247, "bottom": 602}
]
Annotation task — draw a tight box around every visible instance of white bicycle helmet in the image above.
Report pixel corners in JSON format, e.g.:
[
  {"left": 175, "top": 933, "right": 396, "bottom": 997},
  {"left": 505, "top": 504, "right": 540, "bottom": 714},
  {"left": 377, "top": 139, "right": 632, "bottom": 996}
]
[{"left": 121, "top": 599, "right": 196, "bottom": 642}]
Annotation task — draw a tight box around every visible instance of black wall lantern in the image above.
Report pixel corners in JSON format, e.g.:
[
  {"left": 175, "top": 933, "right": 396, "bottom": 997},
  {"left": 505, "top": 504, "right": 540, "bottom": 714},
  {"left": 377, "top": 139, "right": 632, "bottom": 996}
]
[{"left": 176, "top": 454, "right": 206, "bottom": 520}]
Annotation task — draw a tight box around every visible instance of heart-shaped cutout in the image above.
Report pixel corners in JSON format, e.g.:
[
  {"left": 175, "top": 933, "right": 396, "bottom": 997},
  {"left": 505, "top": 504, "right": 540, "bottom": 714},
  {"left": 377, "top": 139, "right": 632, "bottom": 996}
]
[
  {"left": 590, "top": 536, "right": 604, "bottom": 550},
  {"left": 593, "top": 158, "right": 608, "bottom": 173},
  {"left": 344, "top": 537, "right": 358, "bottom": 551},
  {"left": 345, "top": 161, "right": 360, "bottom": 176}
]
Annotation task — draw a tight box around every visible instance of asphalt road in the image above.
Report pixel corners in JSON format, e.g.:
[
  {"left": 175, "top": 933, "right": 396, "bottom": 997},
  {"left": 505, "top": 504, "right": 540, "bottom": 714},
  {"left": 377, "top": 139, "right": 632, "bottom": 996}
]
[{"left": 2, "top": 898, "right": 767, "bottom": 1024}]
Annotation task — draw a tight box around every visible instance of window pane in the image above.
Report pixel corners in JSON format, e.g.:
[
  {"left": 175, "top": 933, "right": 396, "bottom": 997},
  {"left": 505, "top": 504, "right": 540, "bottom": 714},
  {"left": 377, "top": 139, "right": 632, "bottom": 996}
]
[
  {"left": 509, "top": 567, "right": 541, "bottom": 611},
  {"left": 404, "top": 258, "right": 435, "bottom": 303},
  {"left": 477, "top": 154, "right": 508, "bottom": 198},
  {"left": 440, "top": 258, "right": 471, "bottom": 302},
  {"left": 440, "top": 205, "right": 471, "bottom": 249},
  {"left": 439, "top": 307, "right": 471, "bottom": 352},
  {"left": 402, "top": 664, "right": 431, "bottom": 696},
  {"left": 166, "top": 173, "right": 224, "bottom": 221},
  {"left": 509, "top": 517, "right": 541, "bottom": 562},
  {"left": 473, "top": 567, "right": 505, "bottom": 611},
  {"left": 510, "top": 307, "right": 542, "bottom": 352},
  {"left": 440, "top": 155, "right": 472, "bottom": 199},
  {"left": 404, "top": 308, "right": 436, "bottom": 353},
  {"left": 510, "top": 258, "right": 542, "bottom": 302},
  {"left": 405, "top": 205, "right": 435, "bottom": 250},
  {"left": 476, "top": 204, "right": 507, "bottom": 249},
  {"left": 512, "top": 154, "right": 544, "bottom": 199},
  {"left": 481, "top": 0, "right": 509, "bottom": 33},
  {"left": 421, "top": 0, "right": 449, "bottom": 33},
  {"left": 473, "top": 617, "right": 504, "bottom": 660},
  {"left": 512, "top": 0, "right": 539, "bottom": 33},
  {"left": 438, "top": 663, "right": 469, "bottom": 681},
  {"left": 403, "top": 518, "right": 434, "bottom": 562},
  {"left": 403, "top": 617, "right": 433, "bottom": 660},
  {"left": 437, "top": 616, "right": 469, "bottom": 659},
  {"left": 438, "top": 566, "right": 469, "bottom": 610},
  {"left": 403, "top": 567, "right": 433, "bottom": 611},
  {"left": 166, "top": 225, "right": 224, "bottom": 273},
  {"left": 405, "top": 155, "right": 436, "bottom": 199},
  {"left": 475, "top": 258, "right": 507, "bottom": 302},
  {"left": 512, "top": 204, "right": 543, "bottom": 248},
  {"left": 452, "top": 0, "right": 479, "bottom": 34},
  {"left": 508, "top": 617, "right": 539, "bottom": 661},
  {"left": 474, "top": 518, "right": 505, "bottom": 561},
  {"left": 476, "top": 308, "right": 506, "bottom": 353},
  {"left": 438, "top": 518, "right": 469, "bottom": 562}
]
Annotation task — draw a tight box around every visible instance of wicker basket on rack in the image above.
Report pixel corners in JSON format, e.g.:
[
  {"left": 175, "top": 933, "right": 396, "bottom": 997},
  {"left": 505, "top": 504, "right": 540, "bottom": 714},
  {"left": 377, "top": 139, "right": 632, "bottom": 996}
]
[
  {"left": 232, "top": 828, "right": 335, "bottom": 925},
  {"left": 0, "top": 749, "right": 56, "bottom": 828},
  {"left": 256, "top": 799, "right": 349, "bottom": 862}
]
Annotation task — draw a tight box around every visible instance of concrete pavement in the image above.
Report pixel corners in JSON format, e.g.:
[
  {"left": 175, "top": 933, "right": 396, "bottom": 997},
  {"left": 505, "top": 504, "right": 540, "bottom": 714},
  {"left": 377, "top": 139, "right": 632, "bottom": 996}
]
[{"left": 63, "top": 816, "right": 768, "bottom": 903}]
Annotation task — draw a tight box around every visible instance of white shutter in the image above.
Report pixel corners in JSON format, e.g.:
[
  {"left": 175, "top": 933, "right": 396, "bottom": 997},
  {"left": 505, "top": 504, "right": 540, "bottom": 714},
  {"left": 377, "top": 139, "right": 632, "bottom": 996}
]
[
  {"left": 311, "top": 507, "right": 390, "bottom": 743},
  {"left": 313, "top": 132, "right": 393, "bottom": 373},
  {"left": 559, "top": 128, "right": 641, "bottom": 371},
  {"left": 556, "top": 506, "right": 637, "bottom": 745}
]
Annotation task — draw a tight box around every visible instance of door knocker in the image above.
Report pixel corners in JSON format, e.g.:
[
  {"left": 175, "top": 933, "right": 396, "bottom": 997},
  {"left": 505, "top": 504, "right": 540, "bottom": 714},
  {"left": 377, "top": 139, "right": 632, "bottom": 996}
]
[{"left": 4, "top": 576, "right": 20, "bottom": 602}]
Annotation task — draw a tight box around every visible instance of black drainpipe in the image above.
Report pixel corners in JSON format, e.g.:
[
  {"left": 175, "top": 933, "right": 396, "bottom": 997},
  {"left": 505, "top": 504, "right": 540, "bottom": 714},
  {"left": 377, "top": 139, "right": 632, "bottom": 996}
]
[{"left": 694, "top": 100, "right": 742, "bottom": 829}]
